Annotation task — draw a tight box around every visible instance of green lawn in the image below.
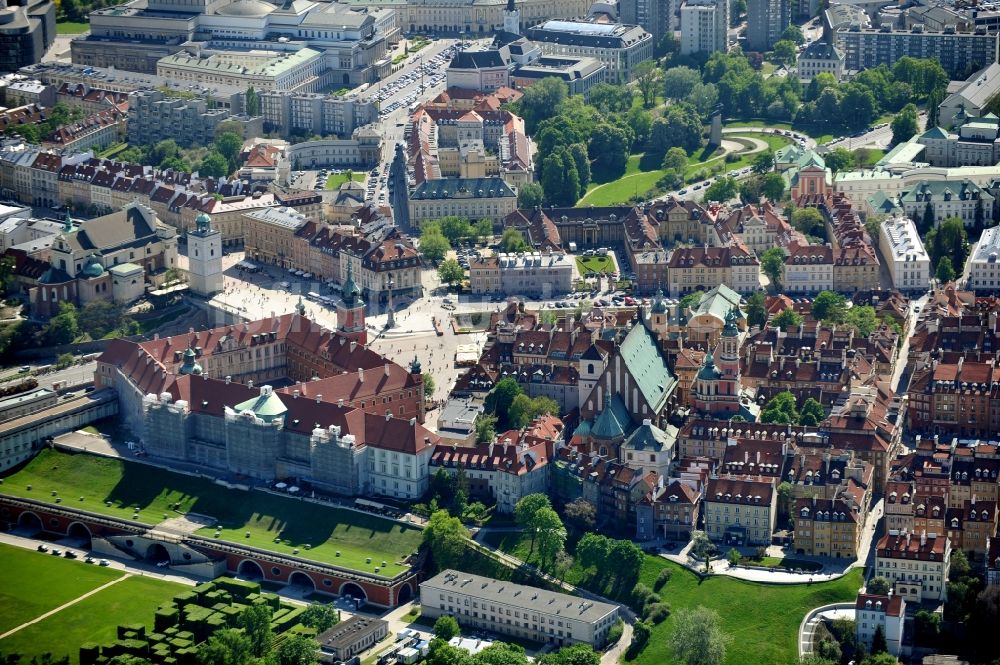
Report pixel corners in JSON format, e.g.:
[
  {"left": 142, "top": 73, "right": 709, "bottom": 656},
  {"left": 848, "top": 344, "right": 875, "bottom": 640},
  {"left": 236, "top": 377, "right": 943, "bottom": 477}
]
[
  {"left": 0, "top": 574, "right": 182, "bottom": 664},
  {"left": 576, "top": 254, "right": 616, "bottom": 275},
  {"left": 325, "top": 171, "right": 366, "bottom": 190},
  {"left": 577, "top": 133, "right": 793, "bottom": 207},
  {"left": 56, "top": 21, "right": 89, "bottom": 34},
  {"left": 629, "top": 558, "right": 864, "bottom": 665},
  {"left": 0, "top": 544, "right": 124, "bottom": 634},
  {"left": 1, "top": 449, "right": 423, "bottom": 576},
  {"left": 481, "top": 532, "right": 862, "bottom": 665}
]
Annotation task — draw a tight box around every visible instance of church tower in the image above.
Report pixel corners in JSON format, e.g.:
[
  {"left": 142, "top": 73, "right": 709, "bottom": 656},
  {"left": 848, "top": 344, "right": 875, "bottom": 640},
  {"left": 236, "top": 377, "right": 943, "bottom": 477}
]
[
  {"left": 503, "top": 0, "right": 520, "bottom": 35},
  {"left": 187, "top": 213, "right": 223, "bottom": 297},
  {"left": 337, "top": 261, "right": 367, "bottom": 345}
]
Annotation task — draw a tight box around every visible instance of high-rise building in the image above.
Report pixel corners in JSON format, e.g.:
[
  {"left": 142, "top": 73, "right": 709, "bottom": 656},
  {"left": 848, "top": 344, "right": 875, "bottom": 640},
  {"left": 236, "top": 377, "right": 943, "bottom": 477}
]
[
  {"left": 186, "top": 212, "right": 223, "bottom": 297},
  {"left": 680, "top": 0, "right": 729, "bottom": 55},
  {"left": 746, "top": 0, "right": 789, "bottom": 52},
  {"left": 620, "top": 0, "right": 675, "bottom": 43}
]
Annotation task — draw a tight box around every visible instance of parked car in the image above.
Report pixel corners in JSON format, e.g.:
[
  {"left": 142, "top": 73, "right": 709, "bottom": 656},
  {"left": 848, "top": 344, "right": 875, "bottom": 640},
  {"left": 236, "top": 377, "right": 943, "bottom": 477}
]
[
  {"left": 99, "top": 559, "right": 110, "bottom": 566},
  {"left": 36, "top": 544, "right": 48, "bottom": 552}
]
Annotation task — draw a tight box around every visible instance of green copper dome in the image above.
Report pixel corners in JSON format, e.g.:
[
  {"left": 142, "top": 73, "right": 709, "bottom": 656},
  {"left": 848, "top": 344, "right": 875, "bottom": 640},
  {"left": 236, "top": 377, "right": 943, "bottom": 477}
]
[
  {"left": 651, "top": 288, "right": 667, "bottom": 314},
  {"left": 81, "top": 256, "right": 104, "bottom": 278}
]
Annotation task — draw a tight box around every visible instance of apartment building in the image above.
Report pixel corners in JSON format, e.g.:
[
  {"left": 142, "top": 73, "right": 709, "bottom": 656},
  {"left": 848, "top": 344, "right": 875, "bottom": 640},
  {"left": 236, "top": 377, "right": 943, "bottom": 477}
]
[
  {"left": 666, "top": 244, "right": 760, "bottom": 297},
  {"left": 873, "top": 530, "right": 950, "bottom": 602},
  {"left": 420, "top": 570, "right": 620, "bottom": 648},
  {"left": 968, "top": 225, "right": 1000, "bottom": 291},
  {"left": 783, "top": 243, "right": 834, "bottom": 294},
  {"left": 635, "top": 479, "right": 701, "bottom": 541},
  {"left": 128, "top": 89, "right": 262, "bottom": 148},
  {"left": 797, "top": 41, "right": 845, "bottom": 81},
  {"left": 259, "top": 91, "right": 378, "bottom": 140},
  {"left": 835, "top": 25, "right": 999, "bottom": 79},
  {"left": 680, "top": 0, "right": 729, "bottom": 55},
  {"left": 704, "top": 477, "right": 776, "bottom": 546},
  {"left": 878, "top": 215, "right": 930, "bottom": 293},
  {"left": 243, "top": 207, "right": 310, "bottom": 269},
  {"left": 794, "top": 495, "right": 864, "bottom": 558},
  {"left": 855, "top": 594, "right": 905, "bottom": 657},
  {"left": 746, "top": 0, "right": 790, "bottom": 52}
]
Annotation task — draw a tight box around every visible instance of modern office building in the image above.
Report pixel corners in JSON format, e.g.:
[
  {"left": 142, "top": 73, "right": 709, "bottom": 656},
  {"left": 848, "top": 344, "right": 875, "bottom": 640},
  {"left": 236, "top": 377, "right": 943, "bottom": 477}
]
[
  {"left": 620, "top": 0, "right": 676, "bottom": 42},
  {"left": 420, "top": 570, "right": 620, "bottom": 648},
  {"left": 523, "top": 19, "right": 653, "bottom": 84},
  {"left": 0, "top": 0, "right": 55, "bottom": 72},
  {"left": 510, "top": 55, "right": 606, "bottom": 96},
  {"left": 746, "top": 0, "right": 789, "bottom": 52},
  {"left": 680, "top": 0, "right": 729, "bottom": 55}
]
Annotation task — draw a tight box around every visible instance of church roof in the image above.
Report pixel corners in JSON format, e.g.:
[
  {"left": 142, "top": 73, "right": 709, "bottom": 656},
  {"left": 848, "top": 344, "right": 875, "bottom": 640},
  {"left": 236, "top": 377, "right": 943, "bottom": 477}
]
[
  {"left": 233, "top": 388, "right": 288, "bottom": 422},
  {"left": 591, "top": 393, "right": 631, "bottom": 440},
  {"left": 623, "top": 420, "right": 676, "bottom": 452},
  {"left": 697, "top": 351, "right": 721, "bottom": 381},
  {"left": 619, "top": 322, "right": 676, "bottom": 411}
]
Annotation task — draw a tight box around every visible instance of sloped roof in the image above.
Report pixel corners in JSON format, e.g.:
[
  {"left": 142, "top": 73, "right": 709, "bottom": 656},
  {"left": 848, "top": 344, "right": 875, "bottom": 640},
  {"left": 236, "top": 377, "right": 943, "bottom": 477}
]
[
  {"left": 591, "top": 393, "right": 631, "bottom": 440},
  {"left": 619, "top": 323, "right": 676, "bottom": 411},
  {"left": 623, "top": 420, "right": 677, "bottom": 452}
]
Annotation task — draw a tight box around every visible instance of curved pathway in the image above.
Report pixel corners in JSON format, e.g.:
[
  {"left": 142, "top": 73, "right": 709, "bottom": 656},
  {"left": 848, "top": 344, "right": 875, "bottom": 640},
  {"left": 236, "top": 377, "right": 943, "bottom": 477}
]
[
  {"left": 721, "top": 125, "right": 817, "bottom": 150},
  {"left": 799, "top": 603, "right": 855, "bottom": 658}
]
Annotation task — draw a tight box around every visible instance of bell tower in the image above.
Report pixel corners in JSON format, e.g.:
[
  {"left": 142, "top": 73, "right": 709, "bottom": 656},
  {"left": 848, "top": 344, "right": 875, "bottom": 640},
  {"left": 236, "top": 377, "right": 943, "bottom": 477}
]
[
  {"left": 337, "top": 261, "right": 367, "bottom": 344},
  {"left": 187, "top": 212, "right": 223, "bottom": 297},
  {"left": 503, "top": 0, "right": 520, "bottom": 35}
]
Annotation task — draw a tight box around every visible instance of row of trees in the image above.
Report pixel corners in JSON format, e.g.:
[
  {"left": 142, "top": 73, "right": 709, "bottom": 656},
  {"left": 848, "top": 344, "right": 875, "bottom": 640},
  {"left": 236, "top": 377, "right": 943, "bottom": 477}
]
[
  {"left": 759, "top": 391, "right": 826, "bottom": 426},
  {"left": 116, "top": 129, "right": 246, "bottom": 178}
]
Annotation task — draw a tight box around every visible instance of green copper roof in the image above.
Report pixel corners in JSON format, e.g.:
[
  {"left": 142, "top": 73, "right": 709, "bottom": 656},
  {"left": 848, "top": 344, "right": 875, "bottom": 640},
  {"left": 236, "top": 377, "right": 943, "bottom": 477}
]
[
  {"left": 694, "top": 284, "right": 743, "bottom": 323},
  {"left": 591, "top": 393, "right": 631, "bottom": 440},
  {"left": 651, "top": 288, "right": 667, "bottom": 314},
  {"left": 623, "top": 421, "right": 677, "bottom": 452},
  {"left": 619, "top": 324, "right": 676, "bottom": 412},
  {"left": 233, "top": 388, "right": 287, "bottom": 422},
  {"left": 81, "top": 257, "right": 105, "bottom": 278},
  {"left": 697, "top": 351, "right": 721, "bottom": 381},
  {"left": 921, "top": 126, "right": 949, "bottom": 140},
  {"left": 341, "top": 261, "right": 363, "bottom": 307}
]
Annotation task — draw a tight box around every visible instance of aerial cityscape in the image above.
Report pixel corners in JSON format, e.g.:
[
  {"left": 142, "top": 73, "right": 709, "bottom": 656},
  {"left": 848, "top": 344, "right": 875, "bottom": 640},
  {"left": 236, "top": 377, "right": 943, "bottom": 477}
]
[{"left": 0, "top": 0, "right": 998, "bottom": 662}]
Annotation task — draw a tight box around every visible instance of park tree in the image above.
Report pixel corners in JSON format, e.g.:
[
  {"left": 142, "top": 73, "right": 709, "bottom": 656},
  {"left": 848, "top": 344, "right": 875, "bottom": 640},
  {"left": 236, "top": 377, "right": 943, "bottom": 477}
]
[
  {"left": 689, "top": 530, "right": 715, "bottom": 561},
  {"left": 419, "top": 227, "right": 450, "bottom": 262},
  {"left": 926, "top": 217, "right": 969, "bottom": 269},
  {"left": 746, "top": 291, "right": 767, "bottom": 329},
  {"left": 424, "top": 510, "right": 469, "bottom": 570},
  {"left": 533, "top": 506, "right": 567, "bottom": 570},
  {"left": 198, "top": 152, "right": 229, "bottom": 178},
  {"left": 867, "top": 577, "right": 890, "bottom": 595},
  {"left": 845, "top": 305, "right": 879, "bottom": 336},
  {"left": 689, "top": 83, "right": 720, "bottom": 117},
  {"left": 799, "top": 398, "right": 825, "bottom": 426},
  {"left": 437, "top": 259, "right": 465, "bottom": 286},
  {"left": 791, "top": 207, "right": 826, "bottom": 238},
  {"left": 563, "top": 497, "right": 596, "bottom": 530},
  {"left": 670, "top": 607, "right": 731, "bottom": 665},
  {"left": 634, "top": 61, "right": 663, "bottom": 108},
  {"left": 275, "top": 635, "right": 319, "bottom": 665},
  {"left": 703, "top": 177, "right": 739, "bottom": 203},
  {"left": 301, "top": 603, "right": 340, "bottom": 632},
  {"left": 663, "top": 66, "right": 702, "bottom": 100},
  {"left": 197, "top": 629, "right": 253, "bottom": 665},
  {"left": 515, "top": 493, "right": 552, "bottom": 554},
  {"left": 662, "top": 147, "right": 688, "bottom": 172},
  {"left": 238, "top": 605, "right": 273, "bottom": 657},
  {"left": 760, "top": 247, "right": 785, "bottom": 288},
  {"left": 890, "top": 103, "right": 919, "bottom": 146},
  {"left": 487, "top": 377, "right": 523, "bottom": 427},
  {"left": 921, "top": 201, "right": 935, "bottom": 233},
  {"left": 500, "top": 228, "right": 529, "bottom": 253},
  {"left": 839, "top": 83, "right": 878, "bottom": 130},
  {"left": 568, "top": 143, "right": 591, "bottom": 193},
  {"left": 473, "top": 219, "right": 494, "bottom": 243},
  {"left": 811, "top": 290, "right": 847, "bottom": 322},
  {"left": 515, "top": 77, "right": 567, "bottom": 133},
  {"left": 213, "top": 131, "right": 244, "bottom": 171},
  {"left": 576, "top": 532, "right": 611, "bottom": 571},
  {"left": 679, "top": 290, "right": 705, "bottom": 311},
  {"left": 439, "top": 216, "right": 472, "bottom": 244},
  {"left": 245, "top": 86, "right": 260, "bottom": 116},
  {"left": 423, "top": 373, "right": 435, "bottom": 399},
  {"left": 587, "top": 83, "right": 634, "bottom": 114},
  {"left": 726, "top": 547, "right": 741, "bottom": 566},
  {"left": 752, "top": 150, "right": 775, "bottom": 174},
  {"left": 760, "top": 172, "right": 785, "bottom": 202},
  {"left": 771, "top": 40, "right": 798, "bottom": 66},
  {"left": 434, "top": 615, "right": 461, "bottom": 641},
  {"left": 781, "top": 24, "right": 805, "bottom": 44},
  {"left": 772, "top": 307, "right": 802, "bottom": 330},
  {"left": 508, "top": 394, "right": 559, "bottom": 429},
  {"left": 517, "top": 182, "right": 544, "bottom": 208},
  {"left": 45, "top": 302, "right": 79, "bottom": 345},
  {"left": 537, "top": 644, "right": 600, "bottom": 665},
  {"left": 760, "top": 391, "right": 799, "bottom": 424},
  {"left": 588, "top": 123, "right": 630, "bottom": 178},
  {"left": 824, "top": 147, "right": 854, "bottom": 172}
]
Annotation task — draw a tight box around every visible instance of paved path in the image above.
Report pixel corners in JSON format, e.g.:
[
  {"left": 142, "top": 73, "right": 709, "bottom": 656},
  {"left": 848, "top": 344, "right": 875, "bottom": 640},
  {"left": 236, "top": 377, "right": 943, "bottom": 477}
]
[
  {"left": 799, "top": 603, "right": 855, "bottom": 658},
  {"left": 0, "top": 572, "right": 133, "bottom": 640}
]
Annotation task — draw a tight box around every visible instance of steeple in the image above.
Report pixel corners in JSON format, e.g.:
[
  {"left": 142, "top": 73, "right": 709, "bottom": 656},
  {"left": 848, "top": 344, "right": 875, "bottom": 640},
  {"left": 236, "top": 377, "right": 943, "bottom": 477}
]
[
  {"left": 503, "top": 0, "right": 520, "bottom": 35},
  {"left": 296, "top": 296, "right": 306, "bottom": 316},
  {"left": 341, "top": 261, "right": 363, "bottom": 307}
]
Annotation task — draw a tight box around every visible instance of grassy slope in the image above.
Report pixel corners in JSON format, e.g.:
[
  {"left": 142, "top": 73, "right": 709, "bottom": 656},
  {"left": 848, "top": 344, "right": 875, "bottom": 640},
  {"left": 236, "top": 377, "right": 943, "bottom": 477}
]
[
  {"left": 577, "top": 134, "right": 793, "bottom": 207},
  {"left": 2, "top": 449, "right": 422, "bottom": 576},
  {"left": 56, "top": 21, "right": 89, "bottom": 34},
  {"left": 0, "top": 575, "right": 182, "bottom": 664},
  {"left": 481, "top": 533, "right": 863, "bottom": 665},
  {"left": 0, "top": 544, "right": 123, "bottom": 633}
]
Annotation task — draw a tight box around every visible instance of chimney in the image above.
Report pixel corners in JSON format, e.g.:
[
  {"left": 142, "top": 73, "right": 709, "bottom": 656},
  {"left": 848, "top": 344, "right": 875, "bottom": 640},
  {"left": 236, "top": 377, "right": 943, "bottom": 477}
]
[
  {"left": 358, "top": 367, "right": 364, "bottom": 382},
  {"left": 410, "top": 417, "right": 416, "bottom": 426},
  {"left": 350, "top": 340, "right": 357, "bottom": 352},
  {"left": 385, "top": 411, "right": 391, "bottom": 421},
  {"left": 293, "top": 390, "right": 300, "bottom": 399},
  {"left": 338, "top": 398, "right": 344, "bottom": 407},
  {"left": 248, "top": 380, "right": 254, "bottom": 389},
  {"left": 315, "top": 394, "right": 322, "bottom": 403},
  {"left": 153, "top": 333, "right": 159, "bottom": 340},
  {"left": 384, "top": 363, "right": 391, "bottom": 377},
  {"left": 225, "top": 376, "right": 231, "bottom": 384}
]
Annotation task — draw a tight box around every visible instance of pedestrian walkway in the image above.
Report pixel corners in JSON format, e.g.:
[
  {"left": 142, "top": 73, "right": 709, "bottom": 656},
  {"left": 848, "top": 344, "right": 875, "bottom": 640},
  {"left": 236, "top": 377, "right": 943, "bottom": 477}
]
[{"left": 0, "top": 573, "right": 133, "bottom": 640}]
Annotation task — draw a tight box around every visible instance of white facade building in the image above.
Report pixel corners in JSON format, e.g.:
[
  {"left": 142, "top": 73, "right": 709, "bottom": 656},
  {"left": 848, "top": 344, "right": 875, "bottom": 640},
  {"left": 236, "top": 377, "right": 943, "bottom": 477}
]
[
  {"left": 680, "top": 0, "right": 728, "bottom": 55},
  {"left": 873, "top": 530, "right": 950, "bottom": 603},
  {"left": 420, "top": 570, "right": 620, "bottom": 648},
  {"left": 878, "top": 216, "right": 931, "bottom": 292},
  {"left": 855, "top": 593, "right": 905, "bottom": 657},
  {"left": 969, "top": 225, "right": 1000, "bottom": 291}
]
